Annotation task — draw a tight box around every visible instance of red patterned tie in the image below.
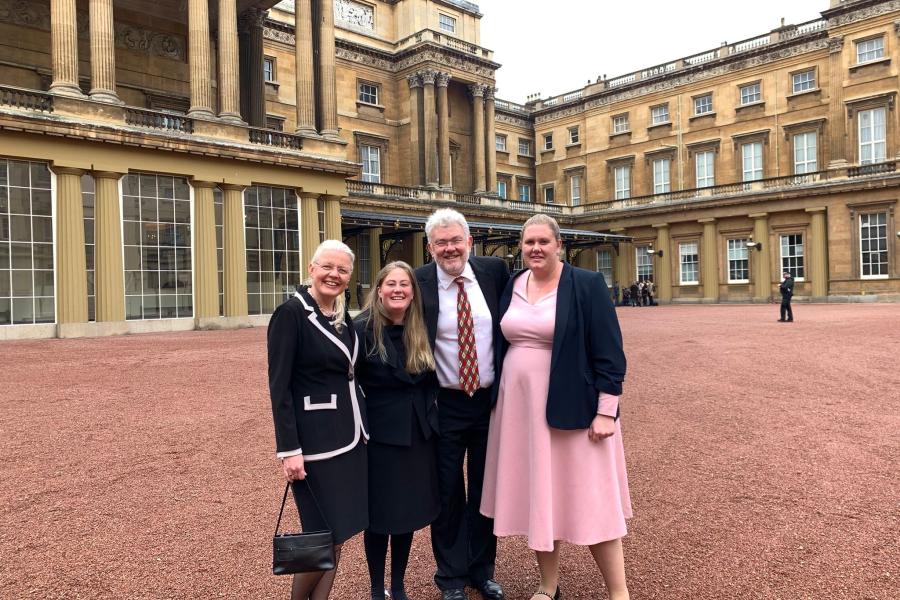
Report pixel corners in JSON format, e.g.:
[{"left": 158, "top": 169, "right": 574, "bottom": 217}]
[{"left": 455, "top": 276, "right": 481, "bottom": 396}]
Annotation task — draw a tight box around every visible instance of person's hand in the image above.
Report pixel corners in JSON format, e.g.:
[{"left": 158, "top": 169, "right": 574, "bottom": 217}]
[
  {"left": 588, "top": 415, "right": 615, "bottom": 442},
  {"left": 282, "top": 455, "right": 306, "bottom": 481}
]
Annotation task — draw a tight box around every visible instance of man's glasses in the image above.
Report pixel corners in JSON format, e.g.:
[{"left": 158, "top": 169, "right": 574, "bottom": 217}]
[{"left": 431, "top": 237, "right": 466, "bottom": 249}]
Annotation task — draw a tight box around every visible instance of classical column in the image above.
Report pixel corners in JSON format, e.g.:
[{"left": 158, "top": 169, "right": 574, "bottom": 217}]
[
  {"left": 88, "top": 0, "right": 121, "bottom": 103},
  {"left": 240, "top": 8, "right": 268, "bottom": 127},
  {"left": 93, "top": 171, "right": 126, "bottom": 322},
  {"left": 407, "top": 74, "right": 423, "bottom": 185},
  {"left": 294, "top": 0, "right": 316, "bottom": 134},
  {"left": 324, "top": 195, "right": 342, "bottom": 240},
  {"left": 54, "top": 168, "right": 88, "bottom": 324},
  {"left": 806, "top": 207, "right": 829, "bottom": 299},
  {"left": 436, "top": 72, "right": 452, "bottom": 189},
  {"left": 699, "top": 218, "right": 719, "bottom": 302},
  {"left": 368, "top": 227, "right": 382, "bottom": 284},
  {"left": 484, "top": 86, "right": 497, "bottom": 194},
  {"left": 217, "top": 0, "right": 243, "bottom": 123},
  {"left": 222, "top": 185, "right": 248, "bottom": 317},
  {"left": 750, "top": 213, "right": 772, "bottom": 301},
  {"left": 193, "top": 181, "right": 219, "bottom": 319},
  {"left": 317, "top": 0, "right": 338, "bottom": 137},
  {"left": 422, "top": 70, "right": 439, "bottom": 188},
  {"left": 653, "top": 223, "right": 672, "bottom": 303},
  {"left": 470, "top": 84, "right": 486, "bottom": 193},
  {"left": 827, "top": 37, "right": 848, "bottom": 168},
  {"left": 187, "top": 0, "right": 214, "bottom": 117},
  {"left": 49, "top": 0, "right": 84, "bottom": 97},
  {"left": 410, "top": 232, "right": 427, "bottom": 268},
  {"left": 299, "top": 192, "right": 320, "bottom": 269},
  {"left": 611, "top": 230, "right": 631, "bottom": 287}
]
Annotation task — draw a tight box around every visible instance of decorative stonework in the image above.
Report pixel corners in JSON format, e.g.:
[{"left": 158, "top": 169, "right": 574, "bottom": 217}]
[
  {"left": 420, "top": 69, "right": 437, "bottom": 85},
  {"left": 484, "top": 86, "right": 495, "bottom": 100},
  {"left": 395, "top": 48, "right": 496, "bottom": 78},
  {"left": 469, "top": 83, "right": 485, "bottom": 97},
  {"left": 495, "top": 113, "right": 531, "bottom": 128},
  {"left": 828, "top": 36, "right": 844, "bottom": 54},
  {"left": 334, "top": 0, "right": 374, "bottom": 32},
  {"left": 435, "top": 71, "right": 451, "bottom": 87},
  {"left": 827, "top": 0, "right": 900, "bottom": 27},
  {"left": 239, "top": 8, "right": 268, "bottom": 33},
  {"left": 264, "top": 25, "right": 296, "bottom": 45},
  {"left": 407, "top": 73, "right": 422, "bottom": 88}
]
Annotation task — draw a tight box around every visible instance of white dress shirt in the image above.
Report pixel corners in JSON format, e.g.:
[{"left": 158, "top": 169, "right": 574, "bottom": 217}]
[{"left": 434, "top": 262, "right": 495, "bottom": 390}]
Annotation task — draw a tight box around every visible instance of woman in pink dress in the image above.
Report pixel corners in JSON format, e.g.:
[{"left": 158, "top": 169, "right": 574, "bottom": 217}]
[{"left": 481, "top": 214, "right": 631, "bottom": 600}]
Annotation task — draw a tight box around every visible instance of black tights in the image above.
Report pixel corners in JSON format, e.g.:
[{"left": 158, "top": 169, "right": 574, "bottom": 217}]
[
  {"left": 363, "top": 530, "right": 414, "bottom": 599},
  {"left": 290, "top": 544, "right": 342, "bottom": 600}
]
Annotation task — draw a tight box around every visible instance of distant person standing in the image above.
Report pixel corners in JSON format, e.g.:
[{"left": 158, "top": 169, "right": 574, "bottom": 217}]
[
  {"left": 630, "top": 282, "right": 640, "bottom": 307},
  {"left": 640, "top": 281, "right": 650, "bottom": 307},
  {"left": 613, "top": 282, "right": 621, "bottom": 306},
  {"left": 778, "top": 271, "right": 794, "bottom": 322}
]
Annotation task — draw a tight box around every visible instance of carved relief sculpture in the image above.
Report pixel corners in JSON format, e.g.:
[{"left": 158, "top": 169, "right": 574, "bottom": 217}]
[{"left": 334, "top": 0, "right": 374, "bottom": 31}]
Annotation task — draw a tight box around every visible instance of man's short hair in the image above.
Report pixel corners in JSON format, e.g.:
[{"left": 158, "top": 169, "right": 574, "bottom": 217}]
[{"left": 425, "top": 208, "right": 470, "bottom": 242}]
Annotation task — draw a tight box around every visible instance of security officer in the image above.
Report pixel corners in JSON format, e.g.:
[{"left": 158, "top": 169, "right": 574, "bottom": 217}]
[{"left": 778, "top": 270, "right": 794, "bottom": 322}]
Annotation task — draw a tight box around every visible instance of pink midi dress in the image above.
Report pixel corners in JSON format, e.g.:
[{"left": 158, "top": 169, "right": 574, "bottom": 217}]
[{"left": 480, "top": 272, "right": 632, "bottom": 552}]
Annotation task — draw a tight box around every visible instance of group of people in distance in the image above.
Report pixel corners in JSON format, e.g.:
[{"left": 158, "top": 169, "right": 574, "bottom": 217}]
[
  {"left": 615, "top": 280, "right": 654, "bottom": 307},
  {"left": 268, "top": 208, "right": 632, "bottom": 600}
]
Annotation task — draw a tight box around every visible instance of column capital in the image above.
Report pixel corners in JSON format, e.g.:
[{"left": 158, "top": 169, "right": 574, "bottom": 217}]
[
  {"left": 407, "top": 73, "right": 422, "bottom": 88},
  {"left": 191, "top": 179, "right": 219, "bottom": 189},
  {"left": 92, "top": 170, "right": 124, "bottom": 180},
  {"left": 435, "top": 72, "right": 451, "bottom": 87},
  {"left": 828, "top": 36, "right": 844, "bottom": 54},
  {"left": 748, "top": 212, "right": 768, "bottom": 220},
  {"left": 50, "top": 166, "right": 85, "bottom": 176},
  {"left": 697, "top": 217, "right": 717, "bottom": 224},
  {"left": 483, "top": 85, "right": 495, "bottom": 100},
  {"left": 652, "top": 223, "right": 670, "bottom": 229},
  {"left": 420, "top": 69, "right": 437, "bottom": 86},
  {"left": 220, "top": 183, "right": 246, "bottom": 192},
  {"left": 469, "top": 83, "right": 486, "bottom": 98},
  {"left": 238, "top": 7, "right": 268, "bottom": 32},
  {"left": 804, "top": 207, "right": 827, "bottom": 214},
  {"left": 298, "top": 191, "right": 320, "bottom": 200}
]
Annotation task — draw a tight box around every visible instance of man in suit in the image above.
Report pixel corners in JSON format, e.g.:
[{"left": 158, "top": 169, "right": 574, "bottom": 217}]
[
  {"left": 778, "top": 270, "right": 794, "bottom": 322},
  {"left": 415, "top": 208, "right": 510, "bottom": 600}
]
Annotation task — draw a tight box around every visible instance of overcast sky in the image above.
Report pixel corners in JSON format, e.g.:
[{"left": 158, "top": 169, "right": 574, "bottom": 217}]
[{"left": 477, "top": 0, "right": 828, "bottom": 103}]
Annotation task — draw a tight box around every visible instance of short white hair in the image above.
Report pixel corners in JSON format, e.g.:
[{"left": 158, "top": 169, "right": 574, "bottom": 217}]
[
  {"left": 311, "top": 239, "right": 355, "bottom": 267},
  {"left": 425, "top": 208, "right": 470, "bottom": 242}
]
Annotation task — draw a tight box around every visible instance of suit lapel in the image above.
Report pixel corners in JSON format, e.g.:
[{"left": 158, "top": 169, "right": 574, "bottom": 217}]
[
  {"left": 420, "top": 262, "right": 439, "bottom": 346},
  {"left": 550, "top": 263, "right": 573, "bottom": 372},
  {"left": 470, "top": 257, "right": 499, "bottom": 324},
  {"left": 295, "top": 291, "right": 357, "bottom": 366}
]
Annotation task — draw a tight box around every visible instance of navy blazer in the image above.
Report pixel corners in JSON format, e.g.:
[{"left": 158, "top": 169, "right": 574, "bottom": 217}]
[{"left": 493, "top": 263, "right": 626, "bottom": 430}]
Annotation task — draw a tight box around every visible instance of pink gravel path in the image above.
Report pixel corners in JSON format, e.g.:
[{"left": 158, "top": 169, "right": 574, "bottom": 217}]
[{"left": 0, "top": 303, "right": 898, "bottom": 599}]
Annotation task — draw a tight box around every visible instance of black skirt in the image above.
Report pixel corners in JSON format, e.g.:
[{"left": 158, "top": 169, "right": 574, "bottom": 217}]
[
  {"left": 367, "top": 416, "right": 440, "bottom": 535},
  {"left": 292, "top": 441, "right": 368, "bottom": 545}
]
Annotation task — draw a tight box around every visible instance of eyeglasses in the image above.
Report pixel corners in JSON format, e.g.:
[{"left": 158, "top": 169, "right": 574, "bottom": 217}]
[
  {"left": 432, "top": 237, "right": 466, "bottom": 249},
  {"left": 314, "top": 262, "right": 351, "bottom": 276}
]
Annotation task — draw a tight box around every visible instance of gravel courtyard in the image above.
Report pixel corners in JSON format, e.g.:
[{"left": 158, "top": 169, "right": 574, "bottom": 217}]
[{"left": 1, "top": 303, "right": 898, "bottom": 599}]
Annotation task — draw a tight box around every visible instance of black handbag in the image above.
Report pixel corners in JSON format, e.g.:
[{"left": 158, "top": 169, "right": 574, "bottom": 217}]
[{"left": 272, "top": 479, "right": 336, "bottom": 575}]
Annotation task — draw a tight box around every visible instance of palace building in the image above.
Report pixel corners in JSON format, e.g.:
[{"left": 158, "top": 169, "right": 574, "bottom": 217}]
[{"left": 1, "top": 0, "right": 898, "bottom": 339}]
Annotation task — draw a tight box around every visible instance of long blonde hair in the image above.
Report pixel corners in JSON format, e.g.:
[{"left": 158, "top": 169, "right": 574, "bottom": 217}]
[
  {"left": 305, "top": 239, "right": 355, "bottom": 332},
  {"left": 364, "top": 261, "right": 435, "bottom": 374}
]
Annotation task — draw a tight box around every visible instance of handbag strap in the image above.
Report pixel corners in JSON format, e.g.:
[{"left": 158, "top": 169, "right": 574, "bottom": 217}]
[{"left": 274, "top": 478, "right": 332, "bottom": 536}]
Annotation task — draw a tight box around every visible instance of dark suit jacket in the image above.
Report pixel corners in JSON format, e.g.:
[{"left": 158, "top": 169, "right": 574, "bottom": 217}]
[
  {"left": 354, "top": 314, "right": 439, "bottom": 447},
  {"left": 267, "top": 288, "right": 369, "bottom": 461},
  {"left": 780, "top": 277, "right": 794, "bottom": 298},
  {"left": 494, "top": 263, "right": 627, "bottom": 430}
]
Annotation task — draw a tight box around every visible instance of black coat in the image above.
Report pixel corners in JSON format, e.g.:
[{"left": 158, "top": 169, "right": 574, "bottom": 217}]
[
  {"left": 267, "top": 288, "right": 369, "bottom": 461},
  {"left": 780, "top": 276, "right": 794, "bottom": 298},
  {"left": 494, "top": 263, "right": 627, "bottom": 430},
  {"left": 354, "top": 315, "right": 439, "bottom": 447}
]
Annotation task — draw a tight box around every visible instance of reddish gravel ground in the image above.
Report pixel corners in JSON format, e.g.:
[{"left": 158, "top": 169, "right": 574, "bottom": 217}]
[{"left": 1, "top": 303, "right": 898, "bottom": 600}]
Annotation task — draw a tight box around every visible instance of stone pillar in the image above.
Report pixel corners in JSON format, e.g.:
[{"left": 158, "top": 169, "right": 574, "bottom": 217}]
[
  {"left": 827, "top": 37, "right": 848, "bottom": 168},
  {"left": 436, "top": 72, "right": 452, "bottom": 189},
  {"left": 653, "top": 223, "right": 672, "bottom": 303},
  {"left": 240, "top": 8, "right": 268, "bottom": 128},
  {"left": 422, "top": 70, "right": 439, "bottom": 188},
  {"left": 93, "top": 171, "right": 126, "bottom": 322},
  {"left": 324, "top": 195, "right": 342, "bottom": 240},
  {"left": 222, "top": 185, "right": 248, "bottom": 317},
  {"left": 484, "top": 86, "right": 497, "bottom": 194},
  {"left": 410, "top": 232, "right": 427, "bottom": 268},
  {"left": 55, "top": 168, "right": 88, "bottom": 324},
  {"left": 806, "top": 207, "right": 829, "bottom": 299},
  {"left": 88, "top": 0, "right": 121, "bottom": 103},
  {"left": 750, "top": 213, "right": 772, "bottom": 301},
  {"left": 187, "top": 0, "right": 214, "bottom": 118},
  {"left": 470, "top": 84, "right": 486, "bottom": 193},
  {"left": 368, "top": 227, "right": 382, "bottom": 284},
  {"left": 193, "top": 181, "right": 219, "bottom": 319},
  {"left": 49, "top": 0, "right": 84, "bottom": 97},
  {"left": 611, "top": 231, "right": 631, "bottom": 288},
  {"left": 299, "top": 192, "right": 320, "bottom": 270},
  {"left": 317, "top": 0, "right": 338, "bottom": 138},
  {"left": 294, "top": 0, "right": 316, "bottom": 134},
  {"left": 699, "top": 218, "right": 719, "bottom": 302},
  {"left": 217, "top": 0, "right": 243, "bottom": 123},
  {"left": 407, "top": 74, "right": 423, "bottom": 185}
]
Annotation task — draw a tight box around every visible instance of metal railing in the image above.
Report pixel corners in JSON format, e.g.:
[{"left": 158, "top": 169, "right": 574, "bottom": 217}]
[
  {"left": 0, "top": 85, "right": 54, "bottom": 113},
  {"left": 346, "top": 180, "right": 563, "bottom": 214},
  {"left": 248, "top": 127, "right": 303, "bottom": 150},
  {"left": 124, "top": 107, "right": 193, "bottom": 133}
]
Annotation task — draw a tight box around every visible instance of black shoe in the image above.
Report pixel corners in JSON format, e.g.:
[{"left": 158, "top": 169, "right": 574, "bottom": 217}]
[
  {"left": 389, "top": 586, "right": 411, "bottom": 600},
  {"left": 472, "top": 579, "right": 504, "bottom": 600},
  {"left": 787, "top": 319, "right": 793, "bottom": 322},
  {"left": 777, "top": 319, "right": 786, "bottom": 322},
  {"left": 441, "top": 589, "right": 467, "bottom": 600}
]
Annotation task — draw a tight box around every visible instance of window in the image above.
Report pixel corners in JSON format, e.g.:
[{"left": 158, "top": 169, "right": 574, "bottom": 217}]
[
  {"left": 360, "top": 145, "right": 381, "bottom": 183},
  {"left": 0, "top": 159, "right": 54, "bottom": 325},
  {"left": 696, "top": 151, "right": 715, "bottom": 188},
  {"left": 679, "top": 242, "right": 699, "bottom": 285},
  {"left": 793, "top": 132, "right": 818, "bottom": 174},
  {"left": 244, "top": 186, "right": 301, "bottom": 316},
  {"left": 727, "top": 239, "right": 750, "bottom": 283},
  {"left": 740, "top": 83, "right": 761, "bottom": 105},
  {"left": 651, "top": 104, "right": 669, "bottom": 125},
  {"left": 317, "top": 199, "right": 325, "bottom": 243},
  {"left": 792, "top": 70, "right": 815, "bottom": 93},
  {"left": 543, "top": 185, "right": 555, "bottom": 204},
  {"left": 694, "top": 94, "right": 713, "bottom": 115},
  {"left": 357, "top": 81, "right": 379, "bottom": 105},
  {"left": 518, "top": 139, "right": 533, "bottom": 156},
  {"left": 358, "top": 231, "right": 371, "bottom": 286},
  {"left": 596, "top": 249, "right": 613, "bottom": 286},
  {"left": 742, "top": 142, "right": 763, "bottom": 182},
  {"left": 613, "top": 114, "right": 629, "bottom": 134},
  {"left": 859, "top": 107, "right": 886, "bottom": 165},
  {"left": 518, "top": 183, "right": 532, "bottom": 202},
  {"left": 570, "top": 174, "right": 582, "bottom": 206},
  {"left": 781, "top": 234, "right": 805, "bottom": 280},
  {"left": 653, "top": 159, "right": 671, "bottom": 194},
  {"left": 214, "top": 189, "right": 224, "bottom": 315},
  {"left": 856, "top": 37, "right": 884, "bottom": 64},
  {"left": 614, "top": 165, "right": 631, "bottom": 200},
  {"left": 121, "top": 173, "right": 193, "bottom": 320},
  {"left": 438, "top": 13, "right": 456, "bottom": 33},
  {"left": 636, "top": 246, "right": 654, "bottom": 282},
  {"left": 497, "top": 180, "right": 507, "bottom": 199},
  {"left": 81, "top": 175, "right": 95, "bottom": 322},
  {"left": 569, "top": 127, "right": 580, "bottom": 145},
  {"left": 859, "top": 212, "right": 888, "bottom": 278},
  {"left": 263, "top": 57, "right": 276, "bottom": 83},
  {"left": 266, "top": 116, "right": 285, "bottom": 132},
  {"left": 495, "top": 134, "right": 507, "bottom": 152},
  {"left": 543, "top": 133, "right": 553, "bottom": 151}
]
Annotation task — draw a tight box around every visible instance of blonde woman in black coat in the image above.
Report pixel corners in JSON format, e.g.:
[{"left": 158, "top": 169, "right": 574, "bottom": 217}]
[{"left": 354, "top": 261, "right": 440, "bottom": 600}]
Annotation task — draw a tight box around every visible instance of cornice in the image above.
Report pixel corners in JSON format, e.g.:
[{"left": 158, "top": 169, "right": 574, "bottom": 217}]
[{"left": 822, "top": 0, "right": 900, "bottom": 26}]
